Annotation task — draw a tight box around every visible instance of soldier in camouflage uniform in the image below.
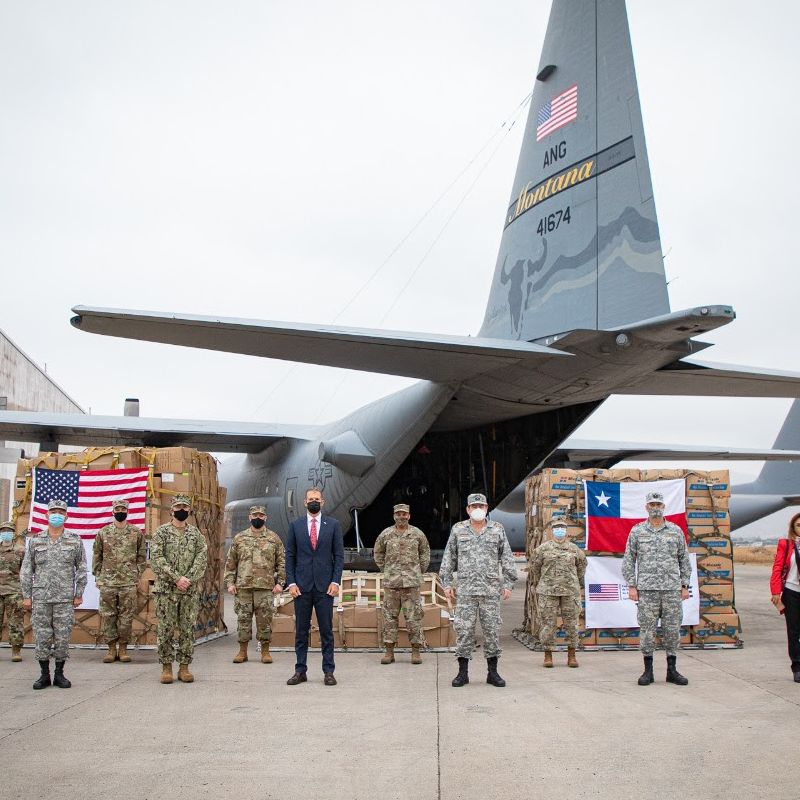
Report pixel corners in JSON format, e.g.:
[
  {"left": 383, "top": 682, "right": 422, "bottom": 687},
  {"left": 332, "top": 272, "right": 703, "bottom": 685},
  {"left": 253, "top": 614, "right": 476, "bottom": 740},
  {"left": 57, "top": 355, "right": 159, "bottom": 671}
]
[
  {"left": 0, "top": 520, "right": 25, "bottom": 662},
  {"left": 530, "top": 521, "right": 587, "bottom": 668},
  {"left": 440, "top": 493, "right": 517, "bottom": 688},
  {"left": 150, "top": 494, "right": 208, "bottom": 685},
  {"left": 224, "top": 505, "right": 285, "bottom": 665},
  {"left": 21, "top": 499, "right": 87, "bottom": 690},
  {"left": 92, "top": 498, "right": 147, "bottom": 663},
  {"left": 373, "top": 503, "right": 431, "bottom": 665},
  {"left": 622, "top": 491, "right": 691, "bottom": 686}
]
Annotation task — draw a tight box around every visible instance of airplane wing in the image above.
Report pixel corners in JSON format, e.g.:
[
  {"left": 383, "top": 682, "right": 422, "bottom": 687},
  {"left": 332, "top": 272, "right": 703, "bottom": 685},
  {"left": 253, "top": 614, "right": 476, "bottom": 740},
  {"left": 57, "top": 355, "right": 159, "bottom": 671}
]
[
  {"left": 543, "top": 438, "right": 800, "bottom": 469},
  {"left": 619, "top": 360, "right": 800, "bottom": 398},
  {"left": 0, "top": 411, "right": 313, "bottom": 453},
  {"left": 70, "top": 307, "right": 569, "bottom": 382}
]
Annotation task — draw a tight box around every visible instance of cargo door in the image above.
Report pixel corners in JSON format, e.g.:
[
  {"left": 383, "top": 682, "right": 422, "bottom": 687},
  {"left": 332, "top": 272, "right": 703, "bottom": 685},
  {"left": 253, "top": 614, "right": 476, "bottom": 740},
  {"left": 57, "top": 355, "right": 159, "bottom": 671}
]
[{"left": 284, "top": 477, "right": 299, "bottom": 520}]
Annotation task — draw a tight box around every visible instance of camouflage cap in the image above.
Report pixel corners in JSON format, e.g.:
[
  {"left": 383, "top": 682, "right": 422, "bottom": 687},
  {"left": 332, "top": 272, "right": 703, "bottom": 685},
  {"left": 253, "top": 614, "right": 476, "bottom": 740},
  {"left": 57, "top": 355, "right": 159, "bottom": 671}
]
[
  {"left": 47, "top": 498, "right": 68, "bottom": 511},
  {"left": 645, "top": 491, "right": 665, "bottom": 504},
  {"left": 467, "top": 493, "right": 488, "bottom": 506},
  {"left": 550, "top": 519, "right": 568, "bottom": 529},
  {"left": 111, "top": 498, "right": 130, "bottom": 510},
  {"left": 249, "top": 505, "right": 267, "bottom": 515},
  {"left": 393, "top": 503, "right": 410, "bottom": 513},
  {"left": 0, "top": 520, "right": 14, "bottom": 531},
  {"left": 171, "top": 494, "right": 191, "bottom": 508}
]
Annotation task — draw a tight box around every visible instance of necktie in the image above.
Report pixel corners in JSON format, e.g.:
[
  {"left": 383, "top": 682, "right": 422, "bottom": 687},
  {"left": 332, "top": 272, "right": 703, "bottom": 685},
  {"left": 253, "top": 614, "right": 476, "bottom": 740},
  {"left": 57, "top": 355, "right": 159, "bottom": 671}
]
[{"left": 310, "top": 517, "right": 318, "bottom": 550}]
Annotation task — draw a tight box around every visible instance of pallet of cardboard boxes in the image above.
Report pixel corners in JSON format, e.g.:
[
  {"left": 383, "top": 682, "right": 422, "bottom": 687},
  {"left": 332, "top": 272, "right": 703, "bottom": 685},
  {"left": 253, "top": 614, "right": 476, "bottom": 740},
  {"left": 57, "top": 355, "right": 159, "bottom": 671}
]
[
  {"left": 6, "top": 446, "right": 226, "bottom": 648},
  {"left": 515, "top": 467, "right": 740, "bottom": 650}
]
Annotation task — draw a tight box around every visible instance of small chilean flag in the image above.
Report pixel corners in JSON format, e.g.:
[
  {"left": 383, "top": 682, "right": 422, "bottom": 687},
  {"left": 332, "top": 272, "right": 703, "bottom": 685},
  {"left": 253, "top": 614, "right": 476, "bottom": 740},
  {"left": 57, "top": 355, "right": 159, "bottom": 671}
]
[{"left": 584, "top": 479, "right": 687, "bottom": 554}]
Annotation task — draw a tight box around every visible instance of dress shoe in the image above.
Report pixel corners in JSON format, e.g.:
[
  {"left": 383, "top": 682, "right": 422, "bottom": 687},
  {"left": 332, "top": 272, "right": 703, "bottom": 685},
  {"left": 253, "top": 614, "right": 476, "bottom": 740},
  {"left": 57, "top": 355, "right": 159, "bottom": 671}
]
[
  {"left": 324, "top": 672, "right": 337, "bottom": 686},
  {"left": 286, "top": 671, "right": 307, "bottom": 685}
]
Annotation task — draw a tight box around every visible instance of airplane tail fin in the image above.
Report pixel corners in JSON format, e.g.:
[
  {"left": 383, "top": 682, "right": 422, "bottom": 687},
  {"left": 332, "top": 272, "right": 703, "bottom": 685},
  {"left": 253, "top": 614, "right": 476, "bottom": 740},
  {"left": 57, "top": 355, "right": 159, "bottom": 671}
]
[
  {"left": 480, "top": 0, "right": 670, "bottom": 342},
  {"left": 752, "top": 400, "right": 800, "bottom": 496}
]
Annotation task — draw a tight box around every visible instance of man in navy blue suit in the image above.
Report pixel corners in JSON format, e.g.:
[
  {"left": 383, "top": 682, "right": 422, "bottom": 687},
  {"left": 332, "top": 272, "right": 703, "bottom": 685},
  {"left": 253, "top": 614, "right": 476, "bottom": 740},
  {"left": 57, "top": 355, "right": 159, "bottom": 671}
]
[{"left": 285, "top": 488, "right": 344, "bottom": 686}]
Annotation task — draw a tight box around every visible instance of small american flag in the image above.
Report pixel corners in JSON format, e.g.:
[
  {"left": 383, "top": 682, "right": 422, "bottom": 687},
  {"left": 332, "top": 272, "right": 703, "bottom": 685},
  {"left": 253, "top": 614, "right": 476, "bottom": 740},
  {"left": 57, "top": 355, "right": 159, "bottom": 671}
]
[
  {"left": 31, "top": 467, "right": 148, "bottom": 538},
  {"left": 588, "top": 583, "right": 620, "bottom": 602},
  {"left": 536, "top": 84, "right": 578, "bottom": 141}
]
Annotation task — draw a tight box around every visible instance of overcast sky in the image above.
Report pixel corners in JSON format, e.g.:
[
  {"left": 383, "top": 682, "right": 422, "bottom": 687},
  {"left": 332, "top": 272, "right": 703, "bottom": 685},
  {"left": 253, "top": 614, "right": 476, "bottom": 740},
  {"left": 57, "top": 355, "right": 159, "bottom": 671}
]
[{"left": 2, "top": 0, "right": 799, "bottom": 516}]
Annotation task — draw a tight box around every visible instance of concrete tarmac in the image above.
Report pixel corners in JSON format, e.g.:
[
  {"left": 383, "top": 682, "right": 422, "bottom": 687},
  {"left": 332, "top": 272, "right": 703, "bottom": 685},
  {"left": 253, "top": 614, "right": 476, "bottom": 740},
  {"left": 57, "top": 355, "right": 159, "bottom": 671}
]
[{"left": 0, "top": 564, "right": 798, "bottom": 800}]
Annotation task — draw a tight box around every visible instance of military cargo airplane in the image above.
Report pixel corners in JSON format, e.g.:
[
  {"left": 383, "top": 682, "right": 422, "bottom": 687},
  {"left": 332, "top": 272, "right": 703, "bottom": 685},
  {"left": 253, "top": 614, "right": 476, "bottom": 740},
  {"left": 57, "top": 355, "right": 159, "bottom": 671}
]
[{"left": 2, "top": 0, "right": 800, "bottom": 565}]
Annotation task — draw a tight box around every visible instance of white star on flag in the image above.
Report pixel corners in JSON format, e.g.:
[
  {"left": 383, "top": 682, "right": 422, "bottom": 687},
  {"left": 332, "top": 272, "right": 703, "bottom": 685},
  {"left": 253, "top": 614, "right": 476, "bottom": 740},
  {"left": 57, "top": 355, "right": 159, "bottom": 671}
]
[{"left": 595, "top": 491, "right": 611, "bottom": 507}]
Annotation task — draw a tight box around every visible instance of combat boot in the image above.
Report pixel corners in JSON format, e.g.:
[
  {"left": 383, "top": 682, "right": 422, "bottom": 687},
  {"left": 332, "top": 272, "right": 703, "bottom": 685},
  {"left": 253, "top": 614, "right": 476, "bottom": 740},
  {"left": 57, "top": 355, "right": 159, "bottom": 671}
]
[
  {"left": 260, "top": 641, "right": 272, "bottom": 664},
  {"left": 381, "top": 643, "right": 395, "bottom": 665},
  {"left": 160, "top": 663, "right": 173, "bottom": 684},
  {"left": 233, "top": 642, "right": 248, "bottom": 663},
  {"left": 103, "top": 640, "right": 118, "bottom": 663},
  {"left": 543, "top": 650, "right": 553, "bottom": 668},
  {"left": 486, "top": 656, "right": 506, "bottom": 687},
  {"left": 567, "top": 647, "right": 579, "bottom": 668},
  {"left": 666, "top": 655, "right": 688, "bottom": 686},
  {"left": 117, "top": 642, "right": 131, "bottom": 663},
  {"left": 53, "top": 660, "right": 71, "bottom": 689},
  {"left": 177, "top": 663, "right": 194, "bottom": 683},
  {"left": 11, "top": 646, "right": 22, "bottom": 662},
  {"left": 451, "top": 657, "right": 469, "bottom": 687},
  {"left": 638, "top": 655, "right": 654, "bottom": 685},
  {"left": 411, "top": 645, "right": 422, "bottom": 665},
  {"left": 33, "top": 659, "right": 51, "bottom": 690}
]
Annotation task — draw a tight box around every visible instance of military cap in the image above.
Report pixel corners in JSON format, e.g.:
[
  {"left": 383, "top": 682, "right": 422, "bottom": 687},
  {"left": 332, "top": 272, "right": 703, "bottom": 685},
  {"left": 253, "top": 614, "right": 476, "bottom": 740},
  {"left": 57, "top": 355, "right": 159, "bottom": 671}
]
[
  {"left": 249, "top": 505, "right": 267, "bottom": 515},
  {"left": 171, "top": 494, "right": 192, "bottom": 508},
  {"left": 111, "top": 498, "right": 130, "bottom": 510},
  {"left": 47, "top": 498, "right": 68, "bottom": 511},
  {"left": 551, "top": 519, "right": 568, "bottom": 529},
  {"left": 645, "top": 491, "right": 665, "bottom": 504},
  {"left": 0, "top": 520, "right": 14, "bottom": 531},
  {"left": 393, "top": 503, "right": 410, "bottom": 513},
  {"left": 467, "top": 493, "right": 488, "bottom": 506}
]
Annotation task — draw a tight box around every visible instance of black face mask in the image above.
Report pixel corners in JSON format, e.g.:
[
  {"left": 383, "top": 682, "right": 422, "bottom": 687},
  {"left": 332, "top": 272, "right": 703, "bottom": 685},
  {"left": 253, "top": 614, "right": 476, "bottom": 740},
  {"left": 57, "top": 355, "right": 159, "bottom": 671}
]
[
  {"left": 114, "top": 512, "right": 128, "bottom": 522},
  {"left": 173, "top": 509, "right": 190, "bottom": 522},
  {"left": 306, "top": 501, "right": 321, "bottom": 514},
  {"left": 251, "top": 518, "right": 266, "bottom": 529}
]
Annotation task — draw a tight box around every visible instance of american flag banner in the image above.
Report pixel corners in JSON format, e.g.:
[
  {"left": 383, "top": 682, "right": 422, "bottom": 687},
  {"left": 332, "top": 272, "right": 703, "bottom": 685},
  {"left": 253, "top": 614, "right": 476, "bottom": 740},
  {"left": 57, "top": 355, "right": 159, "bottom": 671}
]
[
  {"left": 536, "top": 84, "right": 578, "bottom": 141},
  {"left": 588, "top": 583, "right": 620, "bottom": 602},
  {"left": 30, "top": 467, "right": 149, "bottom": 537}
]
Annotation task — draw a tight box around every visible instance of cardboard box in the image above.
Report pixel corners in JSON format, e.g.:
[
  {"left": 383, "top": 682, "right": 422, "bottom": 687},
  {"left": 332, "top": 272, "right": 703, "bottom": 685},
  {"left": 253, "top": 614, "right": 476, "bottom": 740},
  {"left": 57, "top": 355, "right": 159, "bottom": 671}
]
[
  {"left": 695, "top": 554, "right": 734, "bottom": 583},
  {"left": 685, "top": 496, "right": 730, "bottom": 512},
  {"left": 698, "top": 583, "right": 735, "bottom": 613},
  {"left": 684, "top": 474, "right": 731, "bottom": 498},
  {"left": 693, "top": 613, "right": 741, "bottom": 645},
  {"left": 595, "top": 628, "right": 640, "bottom": 647},
  {"left": 689, "top": 536, "right": 733, "bottom": 559},
  {"left": 639, "top": 469, "right": 686, "bottom": 481},
  {"left": 579, "top": 468, "right": 641, "bottom": 481},
  {"left": 686, "top": 509, "right": 730, "bottom": 526}
]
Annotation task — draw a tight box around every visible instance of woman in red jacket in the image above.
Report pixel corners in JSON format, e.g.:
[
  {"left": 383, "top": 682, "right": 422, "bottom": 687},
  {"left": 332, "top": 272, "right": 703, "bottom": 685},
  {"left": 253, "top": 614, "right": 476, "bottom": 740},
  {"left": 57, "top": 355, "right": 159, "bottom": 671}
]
[{"left": 770, "top": 512, "right": 800, "bottom": 682}]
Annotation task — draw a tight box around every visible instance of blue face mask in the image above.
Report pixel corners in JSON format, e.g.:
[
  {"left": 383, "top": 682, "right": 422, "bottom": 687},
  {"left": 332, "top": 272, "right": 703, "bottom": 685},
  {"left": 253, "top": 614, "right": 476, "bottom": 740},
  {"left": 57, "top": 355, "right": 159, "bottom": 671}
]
[
  {"left": 0, "top": 532, "right": 12, "bottom": 543},
  {"left": 552, "top": 528, "right": 567, "bottom": 541},
  {"left": 49, "top": 514, "right": 66, "bottom": 528}
]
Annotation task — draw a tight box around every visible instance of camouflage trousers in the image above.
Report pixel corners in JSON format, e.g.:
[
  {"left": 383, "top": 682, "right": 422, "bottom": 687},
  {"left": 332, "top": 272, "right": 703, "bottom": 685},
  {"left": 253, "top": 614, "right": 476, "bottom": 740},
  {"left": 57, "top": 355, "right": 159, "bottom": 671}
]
[
  {"left": 453, "top": 595, "right": 502, "bottom": 659},
  {"left": 234, "top": 588, "right": 274, "bottom": 642},
  {"left": 32, "top": 601, "right": 74, "bottom": 661},
  {"left": 538, "top": 593, "right": 581, "bottom": 649},
  {"left": 638, "top": 589, "right": 682, "bottom": 656},
  {"left": 155, "top": 592, "right": 200, "bottom": 665},
  {"left": 382, "top": 587, "right": 424, "bottom": 645},
  {"left": 99, "top": 587, "right": 138, "bottom": 644},
  {"left": 0, "top": 592, "right": 24, "bottom": 648}
]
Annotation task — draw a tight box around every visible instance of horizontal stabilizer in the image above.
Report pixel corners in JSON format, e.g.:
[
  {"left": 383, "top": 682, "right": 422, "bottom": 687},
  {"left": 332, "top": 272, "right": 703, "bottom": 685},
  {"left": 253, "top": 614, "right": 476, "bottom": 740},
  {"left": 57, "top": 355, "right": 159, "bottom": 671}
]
[
  {"left": 620, "top": 360, "right": 800, "bottom": 398},
  {"left": 70, "top": 307, "right": 568, "bottom": 382},
  {"left": 0, "top": 411, "right": 312, "bottom": 453},
  {"left": 544, "top": 438, "right": 800, "bottom": 469}
]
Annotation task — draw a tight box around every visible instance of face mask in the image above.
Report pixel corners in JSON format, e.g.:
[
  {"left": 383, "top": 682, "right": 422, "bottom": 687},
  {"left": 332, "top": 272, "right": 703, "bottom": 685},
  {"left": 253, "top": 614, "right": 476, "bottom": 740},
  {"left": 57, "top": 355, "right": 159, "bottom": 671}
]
[
  {"left": 0, "top": 532, "right": 12, "bottom": 543},
  {"left": 114, "top": 512, "right": 128, "bottom": 522},
  {"left": 552, "top": 528, "right": 567, "bottom": 541},
  {"left": 306, "top": 501, "right": 321, "bottom": 514},
  {"left": 648, "top": 507, "right": 664, "bottom": 519},
  {"left": 469, "top": 508, "right": 487, "bottom": 522},
  {"left": 394, "top": 515, "right": 409, "bottom": 526},
  {"left": 173, "top": 509, "right": 190, "bottom": 522},
  {"left": 251, "top": 518, "right": 266, "bottom": 529},
  {"left": 49, "top": 514, "right": 66, "bottom": 528}
]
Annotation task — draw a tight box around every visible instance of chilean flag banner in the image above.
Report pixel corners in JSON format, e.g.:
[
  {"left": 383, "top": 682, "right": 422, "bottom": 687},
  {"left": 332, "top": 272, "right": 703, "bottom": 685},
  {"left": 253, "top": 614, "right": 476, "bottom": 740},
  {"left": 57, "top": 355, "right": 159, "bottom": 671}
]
[{"left": 584, "top": 479, "right": 687, "bottom": 554}]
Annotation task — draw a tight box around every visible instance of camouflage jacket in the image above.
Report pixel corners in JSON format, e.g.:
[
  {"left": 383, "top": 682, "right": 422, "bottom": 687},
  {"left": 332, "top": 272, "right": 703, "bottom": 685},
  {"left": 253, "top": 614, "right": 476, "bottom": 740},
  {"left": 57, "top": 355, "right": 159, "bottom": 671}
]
[
  {"left": 530, "top": 540, "right": 587, "bottom": 596},
  {"left": 622, "top": 520, "right": 691, "bottom": 591},
  {"left": 92, "top": 523, "right": 147, "bottom": 588},
  {"left": 439, "top": 519, "right": 518, "bottom": 596},
  {"left": 224, "top": 528, "right": 286, "bottom": 590},
  {"left": 0, "top": 535, "right": 26, "bottom": 595},
  {"left": 150, "top": 523, "right": 208, "bottom": 595},
  {"left": 21, "top": 530, "right": 88, "bottom": 601},
  {"left": 373, "top": 525, "right": 431, "bottom": 588}
]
